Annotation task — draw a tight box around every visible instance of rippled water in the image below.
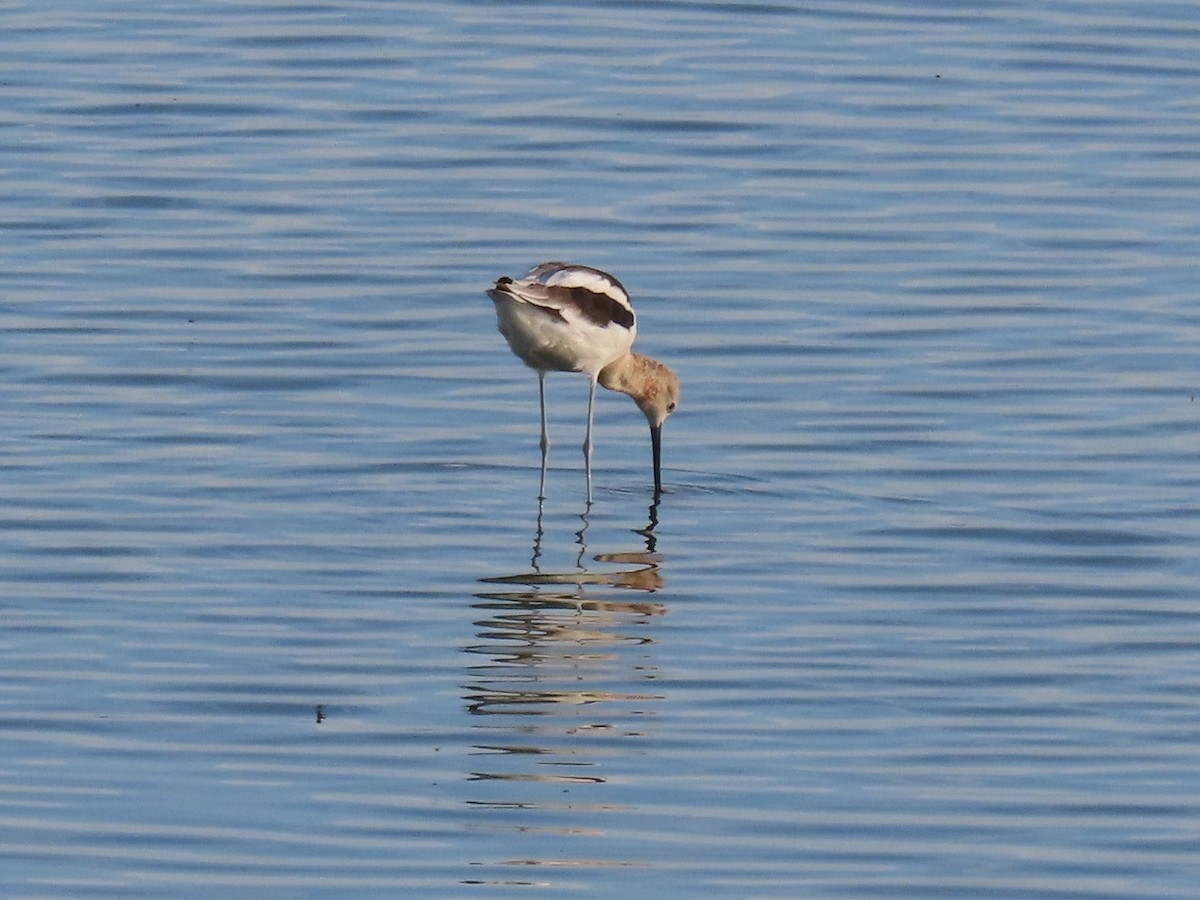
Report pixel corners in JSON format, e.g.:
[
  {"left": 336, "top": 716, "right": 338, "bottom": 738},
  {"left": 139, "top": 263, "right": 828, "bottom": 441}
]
[{"left": 3, "top": 1, "right": 1200, "bottom": 897}]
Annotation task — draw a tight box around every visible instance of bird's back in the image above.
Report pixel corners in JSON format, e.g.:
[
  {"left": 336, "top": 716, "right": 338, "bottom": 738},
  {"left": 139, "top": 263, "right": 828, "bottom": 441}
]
[{"left": 488, "top": 262, "right": 637, "bottom": 375}]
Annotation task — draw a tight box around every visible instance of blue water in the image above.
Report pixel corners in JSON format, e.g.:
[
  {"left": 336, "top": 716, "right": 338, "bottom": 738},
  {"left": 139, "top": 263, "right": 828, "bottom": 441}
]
[{"left": 3, "top": 1, "right": 1199, "bottom": 897}]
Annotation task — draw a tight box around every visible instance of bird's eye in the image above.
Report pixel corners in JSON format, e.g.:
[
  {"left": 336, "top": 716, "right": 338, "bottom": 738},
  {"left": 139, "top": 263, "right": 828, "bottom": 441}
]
[{"left": 666, "top": 402, "right": 677, "bottom": 413}]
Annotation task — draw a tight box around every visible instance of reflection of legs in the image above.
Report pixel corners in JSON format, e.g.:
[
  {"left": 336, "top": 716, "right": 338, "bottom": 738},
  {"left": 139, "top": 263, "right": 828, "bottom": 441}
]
[
  {"left": 538, "top": 371, "right": 549, "bottom": 500},
  {"left": 583, "top": 375, "right": 597, "bottom": 504}
]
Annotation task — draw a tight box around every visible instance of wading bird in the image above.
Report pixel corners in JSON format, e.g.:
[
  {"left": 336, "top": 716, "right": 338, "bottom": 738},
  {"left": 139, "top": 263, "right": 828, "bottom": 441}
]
[{"left": 487, "top": 262, "right": 679, "bottom": 500}]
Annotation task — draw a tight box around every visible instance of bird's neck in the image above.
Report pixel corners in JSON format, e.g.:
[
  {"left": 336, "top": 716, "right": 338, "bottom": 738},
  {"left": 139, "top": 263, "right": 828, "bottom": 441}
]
[{"left": 598, "top": 352, "right": 655, "bottom": 399}]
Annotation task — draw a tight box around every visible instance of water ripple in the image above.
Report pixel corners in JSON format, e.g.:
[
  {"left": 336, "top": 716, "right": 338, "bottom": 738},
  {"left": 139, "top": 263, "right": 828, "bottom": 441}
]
[{"left": 2, "top": 0, "right": 1199, "bottom": 896}]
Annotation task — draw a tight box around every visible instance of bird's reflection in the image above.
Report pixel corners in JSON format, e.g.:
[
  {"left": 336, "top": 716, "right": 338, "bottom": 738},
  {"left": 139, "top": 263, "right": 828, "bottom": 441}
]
[
  {"left": 460, "top": 497, "right": 671, "bottom": 881},
  {"left": 480, "top": 495, "right": 666, "bottom": 608},
  {"left": 523, "top": 494, "right": 662, "bottom": 585},
  {"left": 465, "top": 495, "right": 668, "bottom": 779}
]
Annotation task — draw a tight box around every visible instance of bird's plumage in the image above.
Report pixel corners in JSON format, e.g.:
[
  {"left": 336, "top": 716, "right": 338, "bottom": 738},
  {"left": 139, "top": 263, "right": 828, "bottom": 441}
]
[
  {"left": 487, "top": 262, "right": 636, "bottom": 375},
  {"left": 487, "top": 262, "right": 679, "bottom": 498}
]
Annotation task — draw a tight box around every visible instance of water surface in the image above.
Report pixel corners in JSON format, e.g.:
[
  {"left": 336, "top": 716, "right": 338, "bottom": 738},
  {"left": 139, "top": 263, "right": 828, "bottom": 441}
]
[{"left": 3, "top": 1, "right": 1200, "bottom": 897}]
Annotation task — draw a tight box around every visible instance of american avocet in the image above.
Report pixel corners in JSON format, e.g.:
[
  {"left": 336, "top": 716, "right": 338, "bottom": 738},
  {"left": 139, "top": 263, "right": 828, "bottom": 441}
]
[{"left": 487, "top": 262, "right": 680, "bottom": 500}]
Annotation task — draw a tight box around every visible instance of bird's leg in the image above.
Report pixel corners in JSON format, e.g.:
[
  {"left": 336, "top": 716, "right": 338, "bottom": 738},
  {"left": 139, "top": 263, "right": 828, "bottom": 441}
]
[
  {"left": 583, "top": 375, "right": 597, "bottom": 504},
  {"left": 538, "top": 371, "right": 549, "bottom": 500}
]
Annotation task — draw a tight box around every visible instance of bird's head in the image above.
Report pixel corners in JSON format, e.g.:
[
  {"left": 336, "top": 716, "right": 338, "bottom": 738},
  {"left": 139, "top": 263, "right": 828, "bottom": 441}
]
[{"left": 633, "top": 361, "right": 680, "bottom": 429}]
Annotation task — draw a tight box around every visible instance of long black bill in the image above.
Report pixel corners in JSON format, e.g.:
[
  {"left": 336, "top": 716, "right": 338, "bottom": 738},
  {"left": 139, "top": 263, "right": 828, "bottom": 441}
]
[{"left": 650, "top": 423, "right": 663, "bottom": 494}]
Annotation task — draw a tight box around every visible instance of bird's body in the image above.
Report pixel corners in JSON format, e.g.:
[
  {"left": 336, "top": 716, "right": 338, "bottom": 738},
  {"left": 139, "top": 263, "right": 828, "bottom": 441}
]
[
  {"left": 487, "top": 262, "right": 679, "bottom": 499},
  {"left": 491, "top": 263, "right": 636, "bottom": 376}
]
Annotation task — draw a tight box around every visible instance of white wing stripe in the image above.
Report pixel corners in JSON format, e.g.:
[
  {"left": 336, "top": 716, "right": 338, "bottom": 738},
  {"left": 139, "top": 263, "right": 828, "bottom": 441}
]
[{"left": 522, "top": 262, "right": 632, "bottom": 313}]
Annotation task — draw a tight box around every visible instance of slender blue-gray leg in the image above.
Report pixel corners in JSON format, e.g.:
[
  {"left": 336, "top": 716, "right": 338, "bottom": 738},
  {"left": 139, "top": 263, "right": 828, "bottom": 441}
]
[
  {"left": 583, "top": 375, "right": 597, "bottom": 504},
  {"left": 538, "top": 371, "right": 549, "bottom": 500}
]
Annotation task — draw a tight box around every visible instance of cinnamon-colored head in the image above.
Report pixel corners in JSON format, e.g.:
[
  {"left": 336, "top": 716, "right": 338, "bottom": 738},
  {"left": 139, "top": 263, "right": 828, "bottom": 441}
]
[{"left": 633, "top": 360, "right": 680, "bottom": 429}]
